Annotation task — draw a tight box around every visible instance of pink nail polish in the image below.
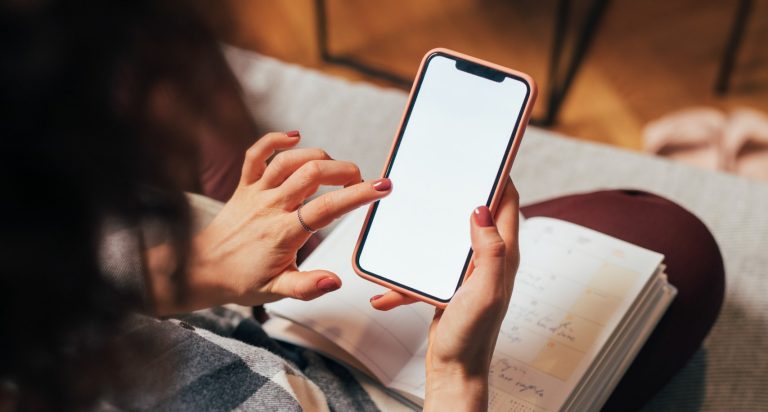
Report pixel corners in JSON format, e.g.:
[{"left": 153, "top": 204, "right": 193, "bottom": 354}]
[
  {"left": 286, "top": 130, "right": 300, "bottom": 138},
  {"left": 317, "top": 277, "right": 340, "bottom": 293},
  {"left": 473, "top": 206, "right": 494, "bottom": 227},
  {"left": 370, "top": 294, "right": 383, "bottom": 302},
  {"left": 372, "top": 178, "right": 392, "bottom": 192}
]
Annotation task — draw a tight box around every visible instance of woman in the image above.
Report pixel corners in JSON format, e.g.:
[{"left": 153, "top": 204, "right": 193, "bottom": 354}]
[
  {"left": 1, "top": 1, "right": 514, "bottom": 410},
  {"left": 0, "top": 1, "right": 723, "bottom": 411}
]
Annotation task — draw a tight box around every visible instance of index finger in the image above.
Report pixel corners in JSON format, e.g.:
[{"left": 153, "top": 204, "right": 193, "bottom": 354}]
[
  {"left": 295, "top": 178, "right": 392, "bottom": 233},
  {"left": 370, "top": 290, "right": 418, "bottom": 311}
]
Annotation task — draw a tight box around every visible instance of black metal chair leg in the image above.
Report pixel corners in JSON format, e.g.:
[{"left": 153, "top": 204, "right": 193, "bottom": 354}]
[
  {"left": 315, "top": 0, "right": 330, "bottom": 60},
  {"left": 535, "top": 0, "right": 610, "bottom": 126},
  {"left": 714, "top": 0, "right": 752, "bottom": 96},
  {"left": 540, "top": 0, "right": 571, "bottom": 127}
]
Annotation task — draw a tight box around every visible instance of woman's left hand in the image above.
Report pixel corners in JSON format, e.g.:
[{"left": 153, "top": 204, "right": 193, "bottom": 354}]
[
  {"left": 369, "top": 180, "right": 520, "bottom": 411},
  {"left": 149, "top": 132, "right": 392, "bottom": 315}
]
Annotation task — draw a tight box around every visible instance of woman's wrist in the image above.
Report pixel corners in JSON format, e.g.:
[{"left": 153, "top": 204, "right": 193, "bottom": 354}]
[
  {"left": 145, "top": 233, "right": 239, "bottom": 316},
  {"left": 425, "top": 367, "right": 489, "bottom": 412}
]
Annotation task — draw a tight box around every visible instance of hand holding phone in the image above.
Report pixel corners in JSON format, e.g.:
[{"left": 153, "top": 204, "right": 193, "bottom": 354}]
[
  {"left": 423, "top": 180, "right": 520, "bottom": 411},
  {"left": 352, "top": 48, "right": 536, "bottom": 308}
]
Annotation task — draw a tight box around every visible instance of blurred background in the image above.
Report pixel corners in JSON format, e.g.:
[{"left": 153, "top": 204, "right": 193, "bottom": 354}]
[{"left": 198, "top": 0, "right": 767, "bottom": 160}]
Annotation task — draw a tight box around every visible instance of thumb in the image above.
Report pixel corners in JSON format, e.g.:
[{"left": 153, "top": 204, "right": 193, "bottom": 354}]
[
  {"left": 267, "top": 269, "right": 342, "bottom": 301},
  {"left": 468, "top": 206, "right": 507, "bottom": 287}
]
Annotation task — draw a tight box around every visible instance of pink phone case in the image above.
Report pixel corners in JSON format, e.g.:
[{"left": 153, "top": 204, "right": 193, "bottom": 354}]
[{"left": 352, "top": 48, "right": 538, "bottom": 308}]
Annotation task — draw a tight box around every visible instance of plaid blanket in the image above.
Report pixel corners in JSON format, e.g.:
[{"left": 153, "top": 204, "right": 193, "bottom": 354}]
[{"left": 102, "top": 307, "right": 380, "bottom": 411}]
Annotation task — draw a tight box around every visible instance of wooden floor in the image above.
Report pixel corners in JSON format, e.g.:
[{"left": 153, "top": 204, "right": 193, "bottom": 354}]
[{"left": 205, "top": 0, "right": 768, "bottom": 150}]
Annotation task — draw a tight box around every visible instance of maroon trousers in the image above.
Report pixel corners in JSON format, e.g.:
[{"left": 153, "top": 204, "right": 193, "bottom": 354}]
[
  {"left": 199, "top": 139, "right": 725, "bottom": 411},
  {"left": 521, "top": 190, "right": 725, "bottom": 411}
]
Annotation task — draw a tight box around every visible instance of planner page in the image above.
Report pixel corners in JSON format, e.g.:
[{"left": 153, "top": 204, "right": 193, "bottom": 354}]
[{"left": 487, "top": 217, "right": 663, "bottom": 412}]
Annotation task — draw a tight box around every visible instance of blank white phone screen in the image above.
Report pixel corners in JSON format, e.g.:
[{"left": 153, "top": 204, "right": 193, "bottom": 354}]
[{"left": 357, "top": 54, "right": 529, "bottom": 301}]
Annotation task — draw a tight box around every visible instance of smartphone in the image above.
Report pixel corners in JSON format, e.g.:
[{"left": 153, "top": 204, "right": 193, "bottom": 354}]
[{"left": 352, "top": 48, "right": 537, "bottom": 308}]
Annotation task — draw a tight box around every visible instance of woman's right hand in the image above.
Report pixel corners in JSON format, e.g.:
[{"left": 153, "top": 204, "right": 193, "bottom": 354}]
[
  {"left": 147, "top": 131, "right": 392, "bottom": 315},
  {"left": 371, "top": 180, "right": 520, "bottom": 411}
]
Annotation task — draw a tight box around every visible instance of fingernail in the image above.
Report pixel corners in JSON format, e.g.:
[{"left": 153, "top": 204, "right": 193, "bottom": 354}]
[
  {"left": 473, "top": 206, "right": 494, "bottom": 227},
  {"left": 370, "top": 294, "right": 383, "bottom": 302},
  {"left": 317, "top": 277, "right": 340, "bottom": 293},
  {"left": 286, "top": 130, "right": 300, "bottom": 138},
  {"left": 372, "top": 178, "right": 392, "bottom": 192}
]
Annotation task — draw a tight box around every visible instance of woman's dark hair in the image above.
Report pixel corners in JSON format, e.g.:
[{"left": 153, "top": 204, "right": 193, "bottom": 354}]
[{"left": 0, "top": 0, "right": 247, "bottom": 409}]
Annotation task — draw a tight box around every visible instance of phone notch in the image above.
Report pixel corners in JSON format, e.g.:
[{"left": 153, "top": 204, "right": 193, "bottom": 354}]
[{"left": 455, "top": 59, "right": 505, "bottom": 83}]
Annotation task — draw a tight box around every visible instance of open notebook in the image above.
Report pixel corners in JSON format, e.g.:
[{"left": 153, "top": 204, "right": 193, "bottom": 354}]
[{"left": 265, "top": 207, "right": 676, "bottom": 411}]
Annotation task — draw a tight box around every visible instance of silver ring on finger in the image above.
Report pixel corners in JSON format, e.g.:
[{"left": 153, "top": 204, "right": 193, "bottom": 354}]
[{"left": 296, "top": 204, "right": 317, "bottom": 234}]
